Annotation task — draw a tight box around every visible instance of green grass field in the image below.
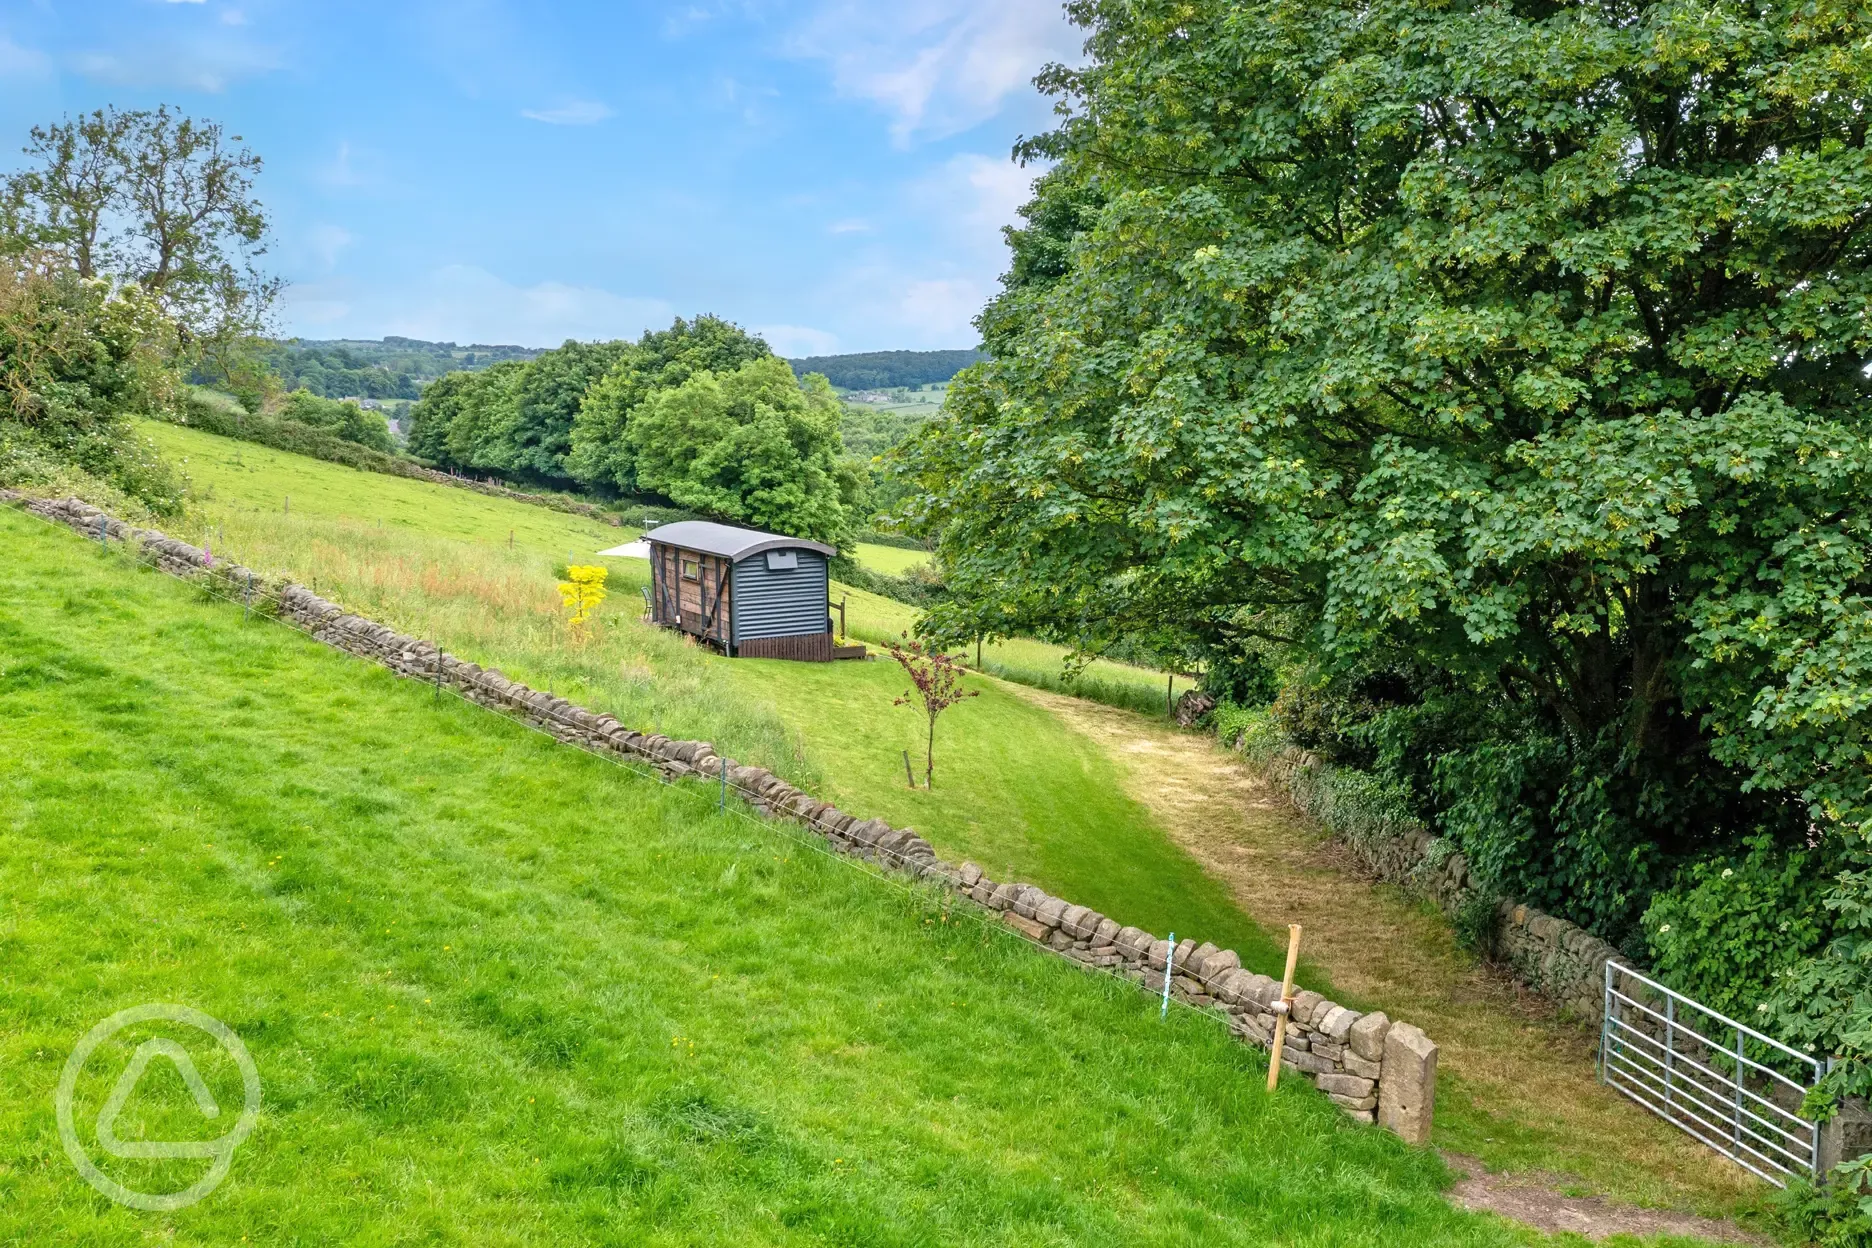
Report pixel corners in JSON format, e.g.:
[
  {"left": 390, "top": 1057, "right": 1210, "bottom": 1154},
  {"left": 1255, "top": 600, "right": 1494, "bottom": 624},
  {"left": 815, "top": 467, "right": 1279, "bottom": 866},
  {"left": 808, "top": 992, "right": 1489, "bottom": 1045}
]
[
  {"left": 0, "top": 505, "right": 1529, "bottom": 1245},
  {"left": 832, "top": 584, "right": 1198, "bottom": 714},
  {"left": 850, "top": 541, "right": 929, "bottom": 576},
  {"left": 135, "top": 421, "right": 1287, "bottom": 981},
  {"left": 118, "top": 422, "right": 1776, "bottom": 1234}
]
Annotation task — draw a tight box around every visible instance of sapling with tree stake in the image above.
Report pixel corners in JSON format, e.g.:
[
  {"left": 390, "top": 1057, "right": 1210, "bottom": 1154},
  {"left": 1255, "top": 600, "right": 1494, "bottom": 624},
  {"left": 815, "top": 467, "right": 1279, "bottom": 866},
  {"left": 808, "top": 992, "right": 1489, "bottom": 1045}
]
[{"left": 887, "top": 633, "right": 977, "bottom": 789}]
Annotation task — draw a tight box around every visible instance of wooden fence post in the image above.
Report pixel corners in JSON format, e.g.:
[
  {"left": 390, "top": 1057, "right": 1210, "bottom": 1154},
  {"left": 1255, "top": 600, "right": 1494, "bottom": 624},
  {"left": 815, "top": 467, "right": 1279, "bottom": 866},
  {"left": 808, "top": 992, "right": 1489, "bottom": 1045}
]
[{"left": 1267, "top": 924, "right": 1303, "bottom": 1091}]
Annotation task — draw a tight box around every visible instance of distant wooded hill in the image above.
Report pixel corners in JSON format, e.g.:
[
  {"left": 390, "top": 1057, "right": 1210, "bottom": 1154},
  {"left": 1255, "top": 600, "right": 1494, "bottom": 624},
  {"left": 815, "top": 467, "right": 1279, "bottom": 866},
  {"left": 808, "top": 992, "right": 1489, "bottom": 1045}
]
[
  {"left": 256, "top": 339, "right": 983, "bottom": 401},
  {"left": 259, "top": 337, "right": 544, "bottom": 400},
  {"left": 785, "top": 349, "right": 985, "bottom": 390}
]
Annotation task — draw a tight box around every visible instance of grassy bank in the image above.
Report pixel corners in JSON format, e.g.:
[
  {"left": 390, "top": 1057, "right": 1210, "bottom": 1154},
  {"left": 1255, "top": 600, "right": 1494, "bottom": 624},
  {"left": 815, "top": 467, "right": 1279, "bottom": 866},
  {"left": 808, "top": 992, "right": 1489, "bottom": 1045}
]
[
  {"left": 134, "top": 420, "right": 1285, "bottom": 977},
  {"left": 0, "top": 506, "right": 1525, "bottom": 1245},
  {"left": 149, "top": 420, "right": 1192, "bottom": 718},
  {"left": 851, "top": 541, "right": 928, "bottom": 576}
]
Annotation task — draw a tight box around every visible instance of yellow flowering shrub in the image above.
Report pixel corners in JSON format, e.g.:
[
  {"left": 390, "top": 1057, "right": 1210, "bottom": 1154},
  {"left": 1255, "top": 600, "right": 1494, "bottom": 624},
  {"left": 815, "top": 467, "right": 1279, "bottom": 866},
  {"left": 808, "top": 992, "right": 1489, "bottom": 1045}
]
[{"left": 557, "top": 564, "right": 608, "bottom": 636}]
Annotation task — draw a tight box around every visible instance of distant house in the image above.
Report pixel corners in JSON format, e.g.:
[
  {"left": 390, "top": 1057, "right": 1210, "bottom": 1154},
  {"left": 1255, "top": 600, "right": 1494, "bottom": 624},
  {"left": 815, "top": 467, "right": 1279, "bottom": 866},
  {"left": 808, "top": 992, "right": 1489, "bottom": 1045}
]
[{"left": 644, "top": 521, "right": 861, "bottom": 661}]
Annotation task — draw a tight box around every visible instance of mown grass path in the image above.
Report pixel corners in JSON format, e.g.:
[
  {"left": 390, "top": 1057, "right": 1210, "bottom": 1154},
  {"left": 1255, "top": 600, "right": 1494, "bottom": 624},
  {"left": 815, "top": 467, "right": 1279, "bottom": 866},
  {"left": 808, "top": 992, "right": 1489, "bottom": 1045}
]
[
  {"left": 1003, "top": 683, "right": 1771, "bottom": 1234},
  {"left": 0, "top": 505, "right": 1538, "bottom": 1246}
]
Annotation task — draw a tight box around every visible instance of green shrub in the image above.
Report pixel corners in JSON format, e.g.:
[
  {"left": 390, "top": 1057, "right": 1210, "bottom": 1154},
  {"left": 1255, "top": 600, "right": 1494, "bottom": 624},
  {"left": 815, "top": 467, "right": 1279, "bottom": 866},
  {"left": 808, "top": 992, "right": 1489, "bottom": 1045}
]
[
  {"left": 851, "top": 528, "right": 925, "bottom": 552},
  {"left": 1214, "top": 701, "right": 1284, "bottom": 761},
  {"left": 277, "top": 388, "right": 395, "bottom": 452},
  {"left": 174, "top": 393, "right": 406, "bottom": 472},
  {"left": 1777, "top": 1159, "right": 1872, "bottom": 1248},
  {"left": 0, "top": 260, "right": 186, "bottom": 514},
  {"left": 1643, "top": 835, "right": 1842, "bottom": 1024},
  {"left": 0, "top": 423, "right": 182, "bottom": 519},
  {"left": 1452, "top": 890, "right": 1500, "bottom": 955}
]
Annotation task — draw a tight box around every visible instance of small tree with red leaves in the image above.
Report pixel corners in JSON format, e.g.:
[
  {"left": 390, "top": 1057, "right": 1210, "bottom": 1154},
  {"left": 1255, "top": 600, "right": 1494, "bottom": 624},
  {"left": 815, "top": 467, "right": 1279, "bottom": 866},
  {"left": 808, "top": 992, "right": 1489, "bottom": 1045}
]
[{"left": 888, "top": 633, "right": 978, "bottom": 789}]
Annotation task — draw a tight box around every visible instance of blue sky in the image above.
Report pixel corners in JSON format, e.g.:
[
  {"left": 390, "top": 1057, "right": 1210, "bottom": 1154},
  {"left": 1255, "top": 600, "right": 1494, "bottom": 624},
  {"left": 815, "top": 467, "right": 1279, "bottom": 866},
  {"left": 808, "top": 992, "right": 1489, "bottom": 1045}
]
[{"left": 0, "top": 1, "right": 1080, "bottom": 353}]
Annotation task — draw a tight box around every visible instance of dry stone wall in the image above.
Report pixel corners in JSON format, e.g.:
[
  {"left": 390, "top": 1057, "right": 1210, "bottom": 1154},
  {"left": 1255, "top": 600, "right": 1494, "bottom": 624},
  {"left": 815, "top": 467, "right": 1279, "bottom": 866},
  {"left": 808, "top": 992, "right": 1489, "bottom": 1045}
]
[
  {"left": 1255, "top": 747, "right": 1627, "bottom": 1027},
  {"left": 12, "top": 493, "right": 1440, "bottom": 1144}
]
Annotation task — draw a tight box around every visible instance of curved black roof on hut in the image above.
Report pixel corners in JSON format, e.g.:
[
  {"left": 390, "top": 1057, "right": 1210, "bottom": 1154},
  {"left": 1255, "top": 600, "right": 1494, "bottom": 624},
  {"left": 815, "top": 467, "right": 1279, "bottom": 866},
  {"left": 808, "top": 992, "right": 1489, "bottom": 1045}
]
[{"left": 642, "top": 521, "right": 837, "bottom": 561}]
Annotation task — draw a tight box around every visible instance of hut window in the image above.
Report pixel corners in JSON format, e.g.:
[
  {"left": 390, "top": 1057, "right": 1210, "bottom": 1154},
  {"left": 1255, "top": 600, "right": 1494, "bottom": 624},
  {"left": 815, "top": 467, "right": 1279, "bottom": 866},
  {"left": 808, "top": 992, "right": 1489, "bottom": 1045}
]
[
  {"left": 765, "top": 550, "right": 798, "bottom": 571},
  {"left": 681, "top": 558, "right": 700, "bottom": 581}
]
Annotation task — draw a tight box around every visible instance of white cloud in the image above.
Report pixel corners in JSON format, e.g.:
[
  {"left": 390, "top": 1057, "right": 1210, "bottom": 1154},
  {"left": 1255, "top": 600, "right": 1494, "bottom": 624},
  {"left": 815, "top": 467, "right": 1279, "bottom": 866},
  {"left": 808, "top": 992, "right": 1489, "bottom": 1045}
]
[
  {"left": 938, "top": 152, "right": 1035, "bottom": 238},
  {"left": 0, "top": 37, "right": 51, "bottom": 82},
  {"left": 758, "top": 324, "right": 840, "bottom": 357},
  {"left": 790, "top": 0, "right": 1079, "bottom": 142},
  {"left": 71, "top": 33, "right": 281, "bottom": 91},
  {"left": 521, "top": 100, "right": 615, "bottom": 126},
  {"left": 374, "top": 265, "right": 672, "bottom": 346},
  {"left": 316, "top": 141, "right": 391, "bottom": 191},
  {"left": 898, "top": 278, "right": 987, "bottom": 341},
  {"left": 827, "top": 218, "right": 872, "bottom": 236},
  {"left": 784, "top": 154, "right": 1030, "bottom": 351},
  {"left": 308, "top": 225, "right": 354, "bottom": 271}
]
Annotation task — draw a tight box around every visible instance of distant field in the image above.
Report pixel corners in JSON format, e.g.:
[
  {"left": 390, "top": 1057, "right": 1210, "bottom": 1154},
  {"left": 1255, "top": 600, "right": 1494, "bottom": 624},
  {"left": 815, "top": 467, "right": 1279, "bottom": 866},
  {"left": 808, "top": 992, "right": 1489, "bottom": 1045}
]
[
  {"left": 851, "top": 541, "right": 928, "bottom": 576},
  {"left": 843, "top": 380, "right": 949, "bottom": 416},
  {"left": 5, "top": 506, "right": 1521, "bottom": 1244},
  {"left": 831, "top": 583, "right": 1198, "bottom": 714}
]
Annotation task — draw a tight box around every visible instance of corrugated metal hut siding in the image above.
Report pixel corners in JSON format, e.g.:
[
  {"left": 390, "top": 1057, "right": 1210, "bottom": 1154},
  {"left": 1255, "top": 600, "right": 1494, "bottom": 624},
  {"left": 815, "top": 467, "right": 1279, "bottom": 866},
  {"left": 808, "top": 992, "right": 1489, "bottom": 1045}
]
[{"left": 730, "top": 550, "right": 830, "bottom": 649}]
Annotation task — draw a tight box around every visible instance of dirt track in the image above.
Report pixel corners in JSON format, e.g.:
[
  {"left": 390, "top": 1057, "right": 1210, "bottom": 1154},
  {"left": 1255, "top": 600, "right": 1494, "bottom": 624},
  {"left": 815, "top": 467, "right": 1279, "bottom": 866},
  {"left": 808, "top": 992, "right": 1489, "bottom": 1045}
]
[{"left": 1006, "top": 682, "right": 1770, "bottom": 1238}]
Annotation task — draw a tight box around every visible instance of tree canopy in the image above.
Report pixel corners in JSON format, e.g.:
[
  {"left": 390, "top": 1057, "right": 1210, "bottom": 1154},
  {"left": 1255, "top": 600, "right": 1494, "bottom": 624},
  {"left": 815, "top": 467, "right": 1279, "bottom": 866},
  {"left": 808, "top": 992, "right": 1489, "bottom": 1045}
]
[
  {"left": 567, "top": 315, "right": 771, "bottom": 493},
  {"left": 404, "top": 316, "right": 860, "bottom": 541},
  {"left": 902, "top": 0, "right": 1872, "bottom": 1002},
  {"left": 629, "top": 355, "right": 854, "bottom": 544},
  {"left": 0, "top": 105, "right": 278, "bottom": 512},
  {"left": 783, "top": 349, "right": 985, "bottom": 390},
  {"left": 276, "top": 389, "right": 394, "bottom": 453},
  {"left": 2, "top": 106, "right": 277, "bottom": 360},
  {"left": 252, "top": 337, "right": 540, "bottom": 400}
]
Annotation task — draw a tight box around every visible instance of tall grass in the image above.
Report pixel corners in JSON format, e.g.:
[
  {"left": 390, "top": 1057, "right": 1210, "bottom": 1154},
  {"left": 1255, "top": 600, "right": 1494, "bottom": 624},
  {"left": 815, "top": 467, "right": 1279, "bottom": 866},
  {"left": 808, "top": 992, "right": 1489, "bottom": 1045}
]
[
  {"left": 140, "top": 422, "right": 1277, "bottom": 965},
  {"left": 167, "top": 501, "right": 816, "bottom": 788}
]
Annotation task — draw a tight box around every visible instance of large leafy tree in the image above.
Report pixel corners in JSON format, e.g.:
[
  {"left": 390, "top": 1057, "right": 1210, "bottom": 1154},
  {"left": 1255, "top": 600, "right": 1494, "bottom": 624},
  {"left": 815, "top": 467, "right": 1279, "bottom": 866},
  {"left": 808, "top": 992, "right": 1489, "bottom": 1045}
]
[
  {"left": 905, "top": 0, "right": 1872, "bottom": 935},
  {"left": 2, "top": 106, "right": 277, "bottom": 369},
  {"left": 405, "top": 359, "right": 527, "bottom": 472},
  {"left": 629, "top": 356, "right": 853, "bottom": 543},
  {"left": 479, "top": 338, "right": 630, "bottom": 482},
  {"left": 567, "top": 315, "right": 771, "bottom": 492}
]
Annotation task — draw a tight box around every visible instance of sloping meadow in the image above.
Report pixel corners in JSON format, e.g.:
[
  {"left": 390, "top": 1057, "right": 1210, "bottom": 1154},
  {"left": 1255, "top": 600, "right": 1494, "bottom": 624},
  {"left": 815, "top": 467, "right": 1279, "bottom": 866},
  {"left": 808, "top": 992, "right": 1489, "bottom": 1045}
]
[{"left": 0, "top": 504, "right": 1516, "bottom": 1244}]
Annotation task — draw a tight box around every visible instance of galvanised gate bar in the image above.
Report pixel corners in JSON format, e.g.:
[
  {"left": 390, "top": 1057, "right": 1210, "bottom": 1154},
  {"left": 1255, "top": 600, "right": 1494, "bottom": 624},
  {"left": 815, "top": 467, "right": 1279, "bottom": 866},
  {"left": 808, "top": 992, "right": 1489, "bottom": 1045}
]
[{"left": 1602, "top": 961, "right": 1827, "bottom": 1185}]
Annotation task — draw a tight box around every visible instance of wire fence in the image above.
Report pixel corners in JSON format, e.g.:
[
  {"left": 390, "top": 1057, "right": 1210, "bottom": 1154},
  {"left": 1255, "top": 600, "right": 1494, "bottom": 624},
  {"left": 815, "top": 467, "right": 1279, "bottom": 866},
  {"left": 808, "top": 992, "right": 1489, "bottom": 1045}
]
[{"left": 17, "top": 500, "right": 1234, "bottom": 1032}]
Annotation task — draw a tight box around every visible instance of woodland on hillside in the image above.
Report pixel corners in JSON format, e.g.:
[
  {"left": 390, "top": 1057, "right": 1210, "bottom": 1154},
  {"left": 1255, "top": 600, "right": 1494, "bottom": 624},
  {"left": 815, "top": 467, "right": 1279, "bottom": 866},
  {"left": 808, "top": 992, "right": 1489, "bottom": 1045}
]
[{"left": 900, "top": 0, "right": 1872, "bottom": 1113}]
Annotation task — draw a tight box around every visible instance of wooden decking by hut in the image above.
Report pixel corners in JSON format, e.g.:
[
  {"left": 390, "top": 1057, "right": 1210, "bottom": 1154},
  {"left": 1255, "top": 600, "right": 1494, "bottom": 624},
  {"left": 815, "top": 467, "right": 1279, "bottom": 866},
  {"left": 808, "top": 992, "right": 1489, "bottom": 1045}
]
[{"left": 644, "top": 521, "right": 857, "bottom": 661}]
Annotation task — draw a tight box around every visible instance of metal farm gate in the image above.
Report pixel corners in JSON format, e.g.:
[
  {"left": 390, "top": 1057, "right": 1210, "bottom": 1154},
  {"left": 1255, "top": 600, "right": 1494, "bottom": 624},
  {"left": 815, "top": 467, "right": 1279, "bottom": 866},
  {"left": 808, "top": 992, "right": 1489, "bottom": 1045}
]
[{"left": 1602, "top": 962, "right": 1824, "bottom": 1185}]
